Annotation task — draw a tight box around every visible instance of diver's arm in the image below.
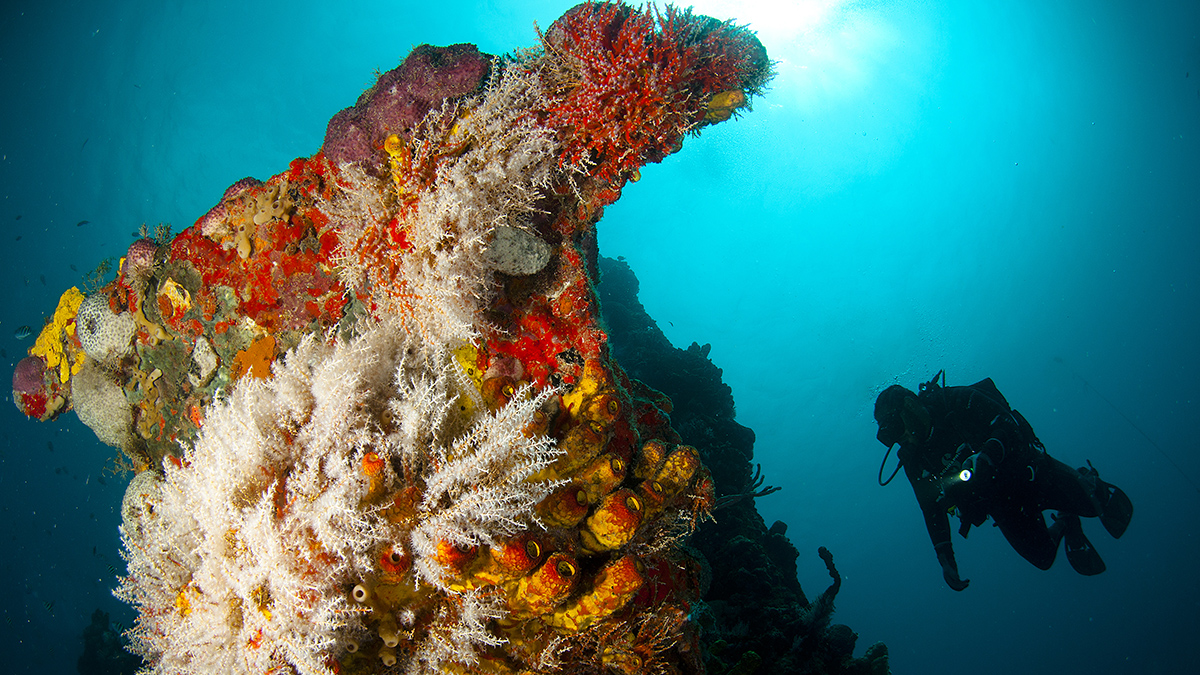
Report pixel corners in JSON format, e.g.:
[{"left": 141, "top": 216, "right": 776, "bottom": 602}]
[
  {"left": 934, "top": 542, "right": 968, "bottom": 591},
  {"left": 924, "top": 501, "right": 969, "bottom": 591},
  {"left": 905, "top": 462, "right": 969, "bottom": 591},
  {"left": 903, "top": 461, "right": 951, "bottom": 544}
]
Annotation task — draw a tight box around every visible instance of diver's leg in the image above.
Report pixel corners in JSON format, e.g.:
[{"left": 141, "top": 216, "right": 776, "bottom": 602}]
[
  {"left": 1037, "top": 455, "right": 1132, "bottom": 537},
  {"left": 993, "top": 503, "right": 1058, "bottom": 570},
  {"left": 1035, "top": 456, "right": 1100, "bottom": 516},
  {"left": 1078, "top": 461, "right": 1134, "bottom": 538}
]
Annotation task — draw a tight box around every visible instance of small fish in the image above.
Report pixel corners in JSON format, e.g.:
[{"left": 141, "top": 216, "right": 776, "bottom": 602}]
[
  {"left": 80, "top": 138, "right": 89, "bottom": 150},
  {"left": 106, "top": 563, "right": 120, "bottom": 576},
  {"left": 14, "top": 325, "right": 32, "bottom": 340},
  {"left": 1, "top": 348, "right": 7, "bottom": 358},
  {"left": 14, "top": 235, "right": 21, "bottom": 241},
  {"left": 112, "top": 621, "right": 125, "bottom": 634},
  {"left": 76, "top": 220, "right": 90, "bottom": 227},
  {"left": 70, "top": 264, "right": 77, "bottom": 271},
  {"left": 44, "top": 600, "right": 54, "bottom": 613},
  {"left": 14, "top": 215, "right": 21, "bottom": 220},
  {"left": 39, "top": 274, "right": 46, "bottom": 285},
  {"left": 92, "top": 546, "right": 97, "bottom": 556},
  {"left": 47, "top": 441, "right": 54, "bottom": 452}
]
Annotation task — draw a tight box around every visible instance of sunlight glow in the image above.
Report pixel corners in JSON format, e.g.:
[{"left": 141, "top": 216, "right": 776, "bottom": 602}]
[{"left": 689, "top": 0, "right": 902, "bottom": 109}]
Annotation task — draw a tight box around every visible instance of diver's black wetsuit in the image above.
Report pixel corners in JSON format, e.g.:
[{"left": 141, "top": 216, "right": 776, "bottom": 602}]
[{"left": 899, "top": 378, "right": 1100, "bottom": 571}]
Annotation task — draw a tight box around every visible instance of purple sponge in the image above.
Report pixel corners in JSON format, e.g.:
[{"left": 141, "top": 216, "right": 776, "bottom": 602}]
[
  {"left": 12, "top": 356, "right": 44, "bottom": 396},
  {"left": 322, "top": 44, "right": 490, "bottom": 168}
]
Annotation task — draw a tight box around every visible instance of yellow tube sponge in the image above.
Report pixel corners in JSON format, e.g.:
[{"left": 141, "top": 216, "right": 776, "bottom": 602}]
[{"left": 31, "top": 286, "right": 86, "bottom": 384}]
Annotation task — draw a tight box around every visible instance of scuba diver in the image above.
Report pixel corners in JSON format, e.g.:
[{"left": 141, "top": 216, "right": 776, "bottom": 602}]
[{"left": 873, "top": 371, "right": 1133, "bottom": 591}]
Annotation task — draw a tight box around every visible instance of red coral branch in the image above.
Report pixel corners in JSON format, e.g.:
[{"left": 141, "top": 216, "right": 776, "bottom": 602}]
[{"left": 543, "top": 2, "right": 768, "bottom": 187}]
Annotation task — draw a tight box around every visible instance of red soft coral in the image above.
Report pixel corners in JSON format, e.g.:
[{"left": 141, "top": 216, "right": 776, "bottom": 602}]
[{"left": 543, "top": 2, "right": 767, "bottom": 186}]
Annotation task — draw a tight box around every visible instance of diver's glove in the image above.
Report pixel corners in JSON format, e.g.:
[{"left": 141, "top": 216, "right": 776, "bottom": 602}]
[{"left": 935, "top": 541, "right": 970, "bottom": 591}]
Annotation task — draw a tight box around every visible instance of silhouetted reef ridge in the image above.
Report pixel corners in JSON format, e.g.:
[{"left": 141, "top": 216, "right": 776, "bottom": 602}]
[{"left": 598, "top": 256, "right": 889, "bottom": 675}]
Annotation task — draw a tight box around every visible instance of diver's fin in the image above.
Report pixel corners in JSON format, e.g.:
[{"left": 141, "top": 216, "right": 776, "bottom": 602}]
[
  {"left": 1080, "top": 462, "right": 1133, "bottom": 539},
  {"left": 1098, "top": 482, "right": 1133, "bottom": 539},
  {"left": 1061, "top": 514, "right": 1106, "bottom": 576}
]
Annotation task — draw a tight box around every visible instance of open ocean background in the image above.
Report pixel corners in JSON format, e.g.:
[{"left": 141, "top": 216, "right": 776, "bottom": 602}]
[{"left": 1, "top": 1, "right": 1197, "bottom": 674}]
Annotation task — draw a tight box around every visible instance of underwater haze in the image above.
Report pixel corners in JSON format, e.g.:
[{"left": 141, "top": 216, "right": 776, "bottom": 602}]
[{"left": 1, "top": 1, "right": 1197, "bottom": 674}]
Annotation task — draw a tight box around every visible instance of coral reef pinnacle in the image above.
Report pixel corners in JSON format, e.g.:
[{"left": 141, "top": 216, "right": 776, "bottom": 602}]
[{"left": 16, "top": 4, "right": 791, "bottom": 675}]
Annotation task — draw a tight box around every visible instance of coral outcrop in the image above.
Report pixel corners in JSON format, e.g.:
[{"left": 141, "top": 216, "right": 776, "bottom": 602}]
[
  {"left": 16, "top": 3, "right": 781, "bottom": 674},
  {"left": 598, "top": 256, "right": 890, "bottom": 675}
]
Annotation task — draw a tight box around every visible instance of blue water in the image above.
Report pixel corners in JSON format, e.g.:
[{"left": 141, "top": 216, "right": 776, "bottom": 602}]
[{"left": 2, "top": 1, "right": 1197, "bottom": 674}]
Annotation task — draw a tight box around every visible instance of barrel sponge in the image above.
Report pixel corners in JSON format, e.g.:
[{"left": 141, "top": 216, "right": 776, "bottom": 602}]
[
  {"left": 75, "top": 294, "right": 137, "bottom": 366},
  {"left": 484, "top": 225, "right": 551, "bottom": 276},
  {"left": 72, "top": 359, "right": 135, "bottom": 449}
]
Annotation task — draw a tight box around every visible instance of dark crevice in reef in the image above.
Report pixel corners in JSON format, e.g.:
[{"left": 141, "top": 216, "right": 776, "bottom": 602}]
[{"left": 598, "top": 256, "right": 890, "bottom": 675}]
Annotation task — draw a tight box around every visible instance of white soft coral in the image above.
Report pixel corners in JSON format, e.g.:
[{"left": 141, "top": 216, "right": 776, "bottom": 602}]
[
  {"left": 117, "top": 318, "right": 560, "bottom": 675},
  {"left": 324, "top": 53, "right": 560, "bottom": 347}
]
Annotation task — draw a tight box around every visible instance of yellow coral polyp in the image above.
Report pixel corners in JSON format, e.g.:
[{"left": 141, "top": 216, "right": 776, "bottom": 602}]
[
  {"left": 453, "top": 343, "right": 485, "bottom": 388},
  {"left": 537, "top": 414, "right": 613, "bottom": 481},
  {"left": 537, "top": 484, "right": 590, "bottom": 528},
  {"left": 580, "top": 488, "right": 644, "bottom": 552},
  {"left": 156, "top": 277, "right": 192, "bottom": 320},
  {"left": 601, "top": 633, "right": 644, "bottom": 674},
  {"left": 546, "top": 555, "right": 644, "bottom": 632},
  {"left": 577, "top": 453, "right": 626, "bottom": 503},
  {"left": 509, "top": 552, "right": 579, "bottom": 617},
  {"left": 447, "top": 110, "right": 471, "bottom": 144},
  {"left": 473, "top": 534, "right": 543, "bottom": 585},
  {"left": 560, "top": 359, "right": 609, "bottom": 420},
  {"left": 633, "top": 439, "right": 669, "bottom": 481},
  {"left": 434, "top": 539, "right": 480, "bottom": 581},
  {"left": 30, "top": 286, "right": 86, "bottom": 384},
  {"left": 635, "top": 479, "right": 667, "bottom": 519},
  {"left": 175, "top": 589, "right": 192, "bottom": 617},
  {"left": 384, "top": 133, "right": 405, "bottom": 159},
  {"left": 653, "top": 445, "right": 701, "bottom": 495},
  {"left": 385, "top": 133, "right": 414, "bottom": 196},
  {"left": 704, "top": 89, "right": 747, "bottom": 123}
]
